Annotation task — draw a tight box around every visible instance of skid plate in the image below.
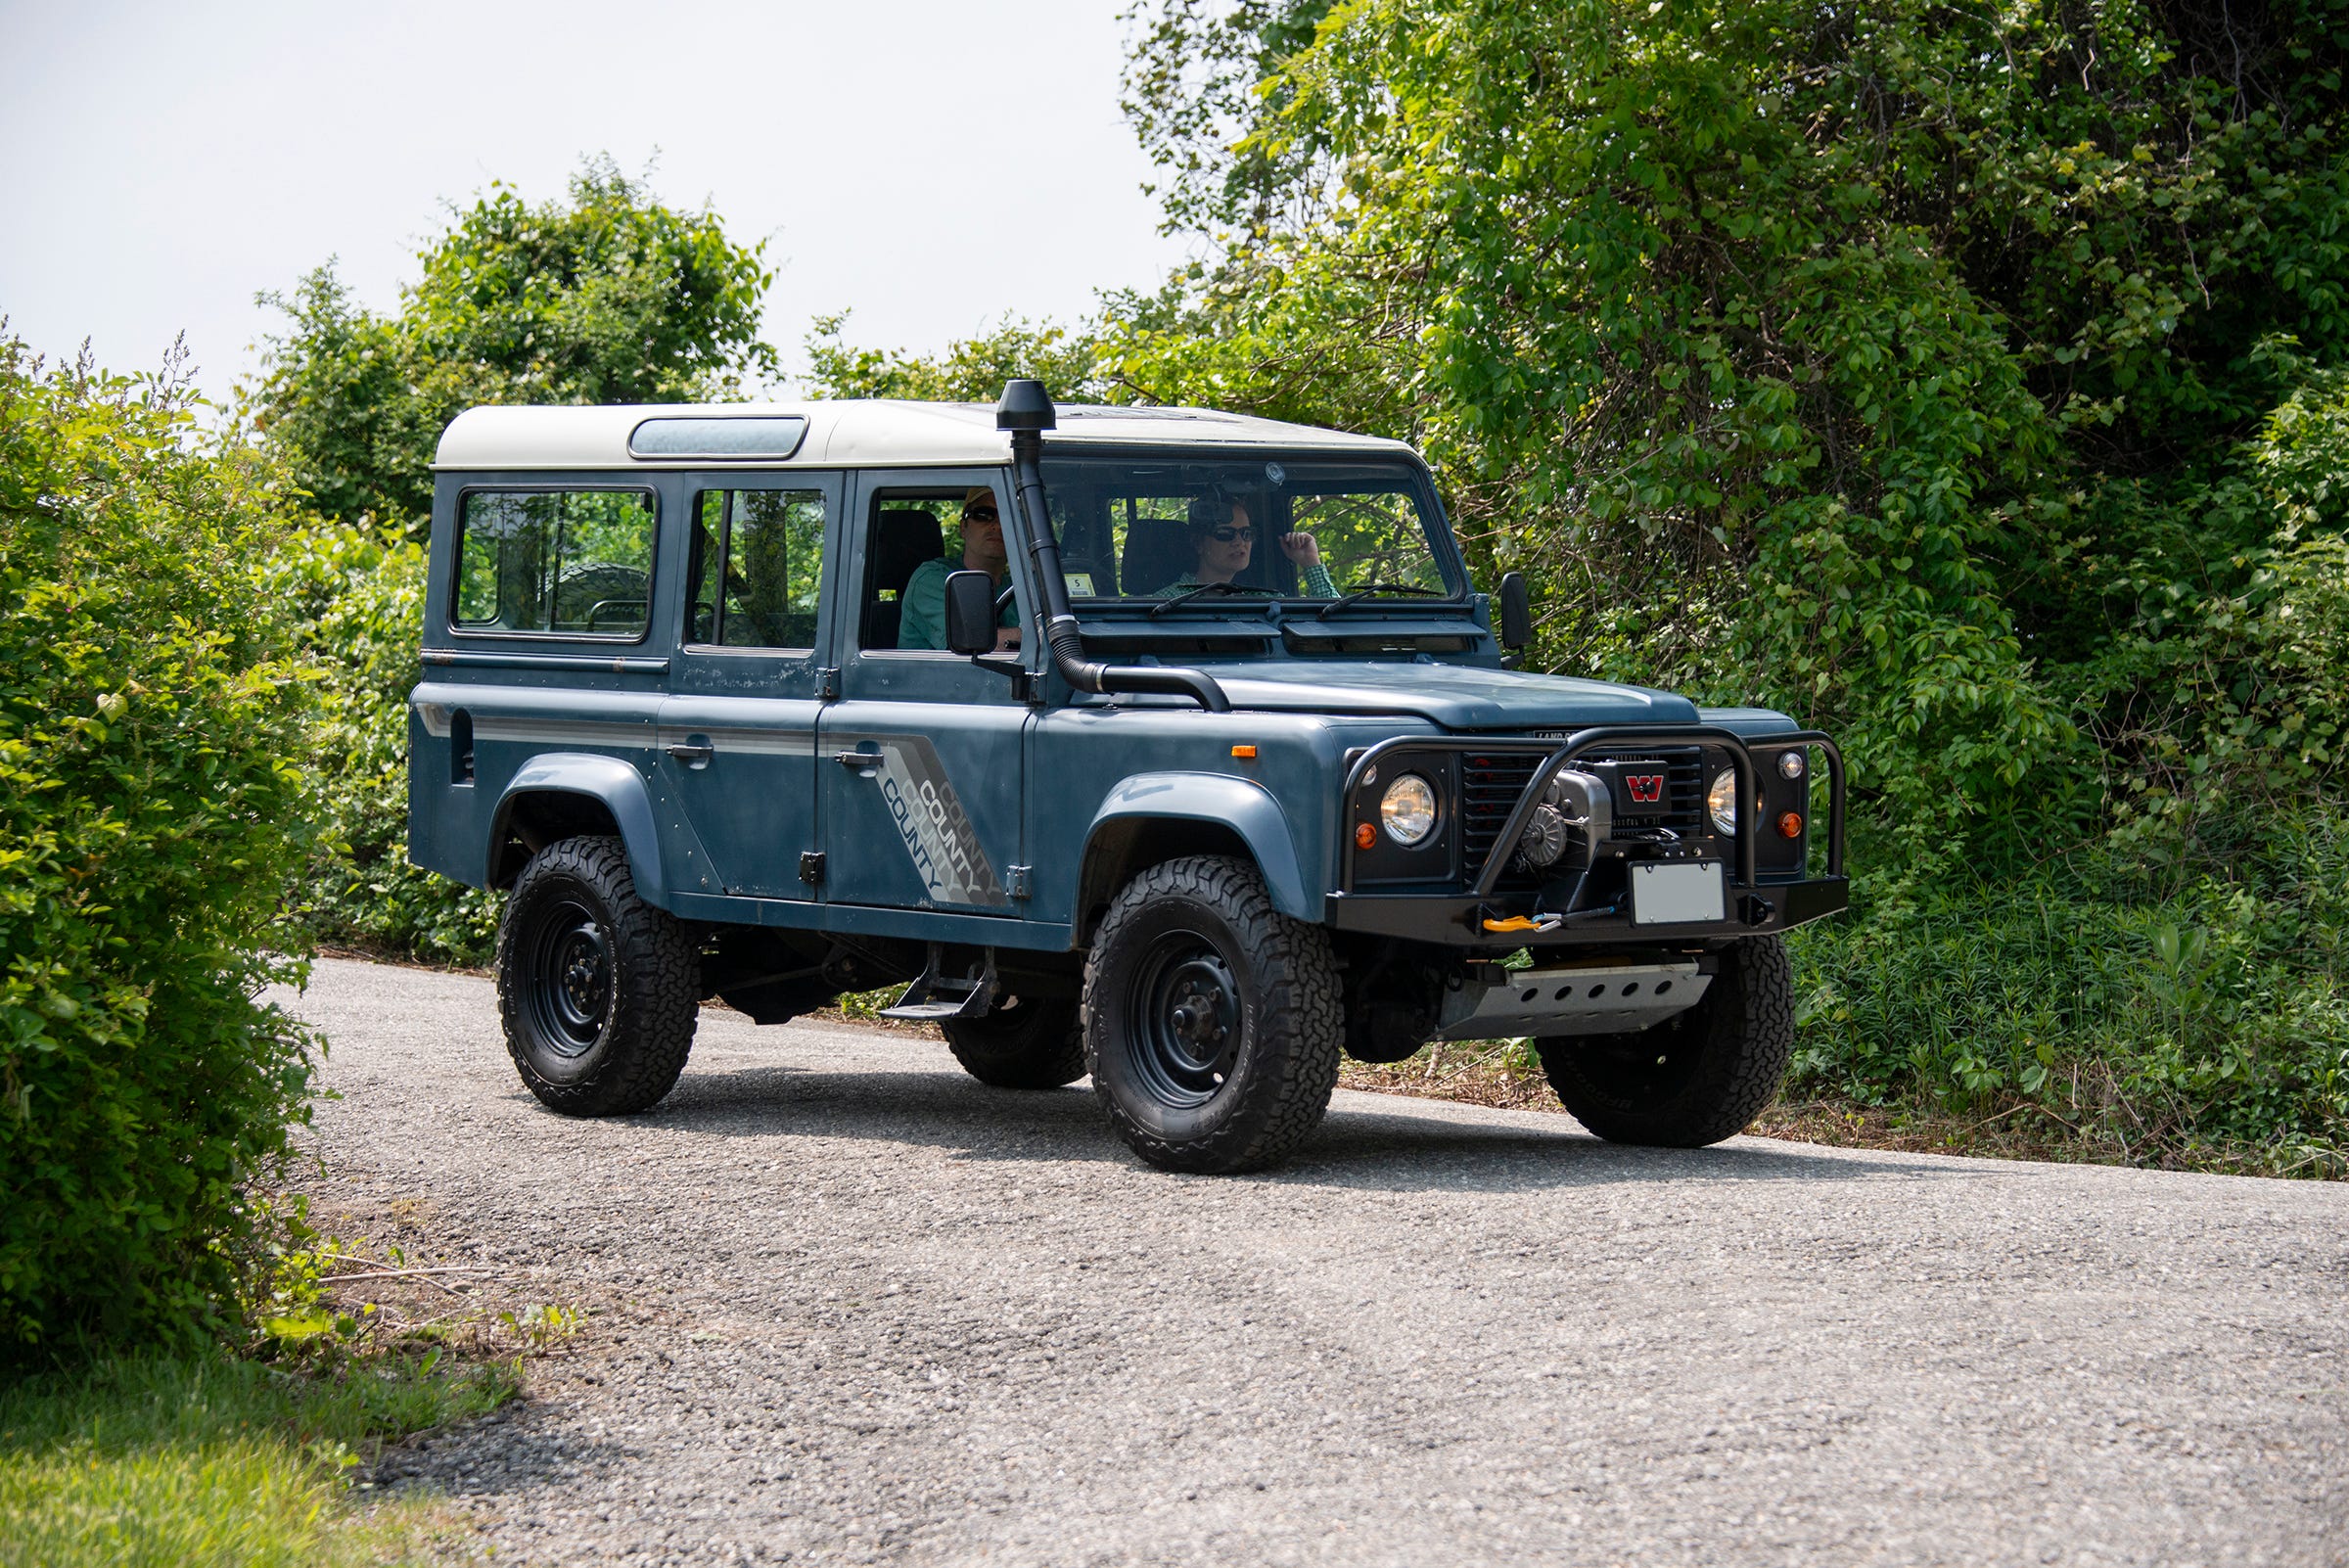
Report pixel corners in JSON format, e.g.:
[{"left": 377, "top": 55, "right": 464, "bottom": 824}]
[{"left": 1431, "top": 961, "right": 1709, "bottom": 1041}]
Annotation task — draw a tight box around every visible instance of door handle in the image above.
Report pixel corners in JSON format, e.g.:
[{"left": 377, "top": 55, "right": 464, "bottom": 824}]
[
  {"left": 833, "top": 750, "right": 880, "bottom": 771},
  {"left": 665, "top": 742, "right": 714, "bottom": 764}
]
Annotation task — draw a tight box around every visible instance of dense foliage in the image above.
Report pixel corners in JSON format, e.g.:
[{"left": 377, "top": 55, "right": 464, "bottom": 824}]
[
  {"left": 1075, "top": 0, "right": 2349, "bottom": 1168},
  {"left": 255, "top": 165, "right": 775, "bottom": 960},
  {"left": 0, "top": 338, "right": 319, "bottom": 1354},
  {"left": 248, "top": 157, "right": 776, "bottom": 533}
]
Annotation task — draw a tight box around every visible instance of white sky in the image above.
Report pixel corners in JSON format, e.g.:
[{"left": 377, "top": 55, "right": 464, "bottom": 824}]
[{"left": 0, "top": 0, "right": 1197, "bottom": 407}]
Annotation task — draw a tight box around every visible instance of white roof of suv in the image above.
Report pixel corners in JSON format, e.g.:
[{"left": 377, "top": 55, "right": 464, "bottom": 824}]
[{"left": 434, "top": 399, "right": 1418, "bottom": 472}]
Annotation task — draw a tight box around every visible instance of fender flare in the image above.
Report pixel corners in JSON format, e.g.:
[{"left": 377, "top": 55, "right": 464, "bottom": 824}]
[
  {"left": 1082, "top": 772, "right": 1313, "bottom": 920},
  {"left": 487, "top": 753, "right": 668, "bottom": 901}
]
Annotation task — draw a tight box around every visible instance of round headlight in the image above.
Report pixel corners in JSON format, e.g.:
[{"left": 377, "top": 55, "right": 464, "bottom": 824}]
[
  {"left": 1707, "top": 768, "right": 1738, "bottom": 835},
  {"left": 1380, "top": 773, "right": 1439, "bottom": 847}
]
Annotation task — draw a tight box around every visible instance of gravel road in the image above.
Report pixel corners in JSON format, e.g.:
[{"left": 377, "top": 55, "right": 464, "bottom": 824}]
[{"left": 285, "top": 956, "right": 2349, "bottom": 1567}]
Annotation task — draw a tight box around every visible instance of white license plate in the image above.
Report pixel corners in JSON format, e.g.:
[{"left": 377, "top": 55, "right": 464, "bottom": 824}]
[{"left": 1630, "top": 861, "right": 1727, "bottom": 925}]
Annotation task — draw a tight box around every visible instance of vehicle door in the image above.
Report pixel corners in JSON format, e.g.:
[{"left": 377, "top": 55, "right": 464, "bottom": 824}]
[
  {"left": 816, "top": 472, "right": 1033, "bottom": 916},
  {"left": 654, "top": 475, "right": 839, "bottom": 899}
]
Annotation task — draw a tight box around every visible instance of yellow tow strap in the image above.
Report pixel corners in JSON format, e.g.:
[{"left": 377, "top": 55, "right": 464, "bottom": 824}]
[{"left": 1481, "top": 915, "right": 1544, "bottom": 933}]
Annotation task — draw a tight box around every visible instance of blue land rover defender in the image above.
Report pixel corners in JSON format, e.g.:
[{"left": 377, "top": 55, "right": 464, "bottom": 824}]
[{"left": 407, "top": 382, "right": 1846, "bottom": 1173}]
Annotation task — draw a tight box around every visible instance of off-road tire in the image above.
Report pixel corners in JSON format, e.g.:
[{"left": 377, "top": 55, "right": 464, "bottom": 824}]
[
  {"left": 942, "top": 995, "right": 1087, "bottom": 1089},
  {"left": 1535, "top": 935, "right": 1792, "bottom": 1146},
  {"left": 1083, "top": 855, "right": 1342, "bottom": 1174},
  {"left": 497, "top": 835, "right": 699, "bottom": 1117}
]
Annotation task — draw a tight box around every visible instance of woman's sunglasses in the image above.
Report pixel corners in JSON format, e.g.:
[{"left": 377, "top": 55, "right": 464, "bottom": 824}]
[{"left": 1206, "top": 525, "right": 1257, "bottom": 543}]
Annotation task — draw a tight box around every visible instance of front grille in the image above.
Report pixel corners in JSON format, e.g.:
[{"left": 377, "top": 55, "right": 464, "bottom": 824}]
[
  {"left": 1461, "top": 751, "right": 1548, "bottom": 877},
  {"left": 1462, "top": 744, "right": 1711, "bottom": 881}
]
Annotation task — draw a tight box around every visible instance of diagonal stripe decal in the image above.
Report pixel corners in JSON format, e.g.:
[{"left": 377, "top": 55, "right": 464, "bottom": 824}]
[{"left": 835, "top": 731, "right": 1008, "bottom": 908}]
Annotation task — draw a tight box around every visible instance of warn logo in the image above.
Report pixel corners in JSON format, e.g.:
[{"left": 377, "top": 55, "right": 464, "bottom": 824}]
[{"left": 1626, "top": 774, "right": 1666, "bottom": 805}]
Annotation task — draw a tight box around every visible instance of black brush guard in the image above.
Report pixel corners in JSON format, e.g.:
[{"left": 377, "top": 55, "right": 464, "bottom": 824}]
[{"left": 1326, "top": 726, "right": 1848, "bottom": 945}]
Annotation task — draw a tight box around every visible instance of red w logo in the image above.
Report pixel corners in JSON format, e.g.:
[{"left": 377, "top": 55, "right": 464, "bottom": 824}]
[{"left": 1626, "top": 774, "right": 1665, "bottom": 804}]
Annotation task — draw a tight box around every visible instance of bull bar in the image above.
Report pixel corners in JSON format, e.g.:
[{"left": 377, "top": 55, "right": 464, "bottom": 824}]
[{"left": 1328, "top": 725, "right": 1847, "bottom": 944}]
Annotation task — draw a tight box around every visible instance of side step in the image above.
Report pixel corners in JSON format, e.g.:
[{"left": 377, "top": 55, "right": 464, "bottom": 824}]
[{"left": 879, "top": 945, "right": 999, "bottom": 1022}]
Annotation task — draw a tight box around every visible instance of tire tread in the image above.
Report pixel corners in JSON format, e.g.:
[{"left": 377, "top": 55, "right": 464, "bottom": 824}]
[
  {"left": 1083, "top": 855, "right": 1342, "bottom": 1174},
  {"left": 496, "top": 835, "right": 699, "bottom": 1117}
]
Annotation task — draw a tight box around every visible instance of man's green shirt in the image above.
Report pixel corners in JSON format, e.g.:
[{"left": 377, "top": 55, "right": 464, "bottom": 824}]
[{"left": 898, "top": 557, "right": 1017, "bottom": 650}]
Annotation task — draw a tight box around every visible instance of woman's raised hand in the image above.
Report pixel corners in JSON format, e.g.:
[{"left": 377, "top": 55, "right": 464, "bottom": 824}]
[{"left": 1280, "top": 531, "right": 1321, "bottom": 567}]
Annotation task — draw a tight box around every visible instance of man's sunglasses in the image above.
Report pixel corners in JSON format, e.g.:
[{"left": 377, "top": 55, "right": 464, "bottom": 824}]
[
  {"left": 965, "top": 507, "right": 999, "bottom": 524},
  {"left": 1206, "top": 525, "right": 1257, "bottom": 543}
]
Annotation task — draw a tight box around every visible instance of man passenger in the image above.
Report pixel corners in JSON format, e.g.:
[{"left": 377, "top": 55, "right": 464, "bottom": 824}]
[{"left": 898, "top": 486, "right": 1020, "bottom": 651}]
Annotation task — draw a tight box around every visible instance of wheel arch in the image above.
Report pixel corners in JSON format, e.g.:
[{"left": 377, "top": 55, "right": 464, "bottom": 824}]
[
  {"left": 487, "top": 753, "right": 668, "bottom": 899},
  {"left": 1075, "top": 772, "right": 1313, "bottom": 942}
]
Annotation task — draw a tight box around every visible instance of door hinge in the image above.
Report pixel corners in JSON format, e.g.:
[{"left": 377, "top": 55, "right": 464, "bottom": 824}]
[
  {"left": 817, "top": 667, "right": 841, "bottom": 701},
  {"left": 1006, "top": 864, "right": 1034, "bottom": 900},
  {"left": 799, "top": 851, "right": 826, "bottom": 886}
]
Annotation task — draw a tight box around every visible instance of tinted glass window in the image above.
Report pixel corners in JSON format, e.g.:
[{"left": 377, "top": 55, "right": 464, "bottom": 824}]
[
  {"left": 454, "top": 489, "right": 656, "bottom": 637},
  {"left": 686, "top": 489, "right": 826, "bottom": 648}
]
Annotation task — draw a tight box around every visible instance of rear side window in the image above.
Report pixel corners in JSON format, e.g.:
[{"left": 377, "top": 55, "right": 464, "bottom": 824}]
[
  {"left": 686, "top": 489, "right": 827, "bottom": 648},
  {"left": 454, "top": 488, "right": 657, "bottom": 638}
]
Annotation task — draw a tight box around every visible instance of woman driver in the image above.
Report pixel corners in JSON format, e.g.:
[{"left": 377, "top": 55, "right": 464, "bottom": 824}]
[{"left": 1161, "top": 492, "right": 1338, "bottom": 598}]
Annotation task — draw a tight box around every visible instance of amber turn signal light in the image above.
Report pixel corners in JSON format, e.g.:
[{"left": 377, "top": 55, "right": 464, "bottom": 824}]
[
  {"left": 1355, "top": 822, "right": 1377, "bottom": 850},
  {"left": 1231, "top": 744, "right": 1258, "bottom": 760},
  {"left": 1777, "top": 811, "right": 1804, "bottom": 839}
]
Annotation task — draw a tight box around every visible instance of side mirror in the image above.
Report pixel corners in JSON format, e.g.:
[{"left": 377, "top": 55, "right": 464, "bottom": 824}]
[
  {"left": 1498, "top": 572, "right": 1532, "bottom": 652},
  {"left": 944, "top": 570, "right": 998, "bottom": 657}
]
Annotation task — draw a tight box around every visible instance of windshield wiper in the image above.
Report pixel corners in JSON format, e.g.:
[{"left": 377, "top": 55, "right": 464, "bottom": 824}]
[
  {"left": 1306, "top": 581, "right": 1447, "bottom": 617},
  {"left": 1148, "top": 581, "right": 1278, "bottom": 618}
]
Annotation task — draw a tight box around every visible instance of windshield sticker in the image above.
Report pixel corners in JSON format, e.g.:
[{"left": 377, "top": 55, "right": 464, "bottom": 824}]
[{"left": 1063, "top": 572, "right": 1095, "bottom": 596}]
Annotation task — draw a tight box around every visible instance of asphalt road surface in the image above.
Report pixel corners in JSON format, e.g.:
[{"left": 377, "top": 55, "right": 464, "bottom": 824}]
[{"left": 285, "top": 957, "right": 2349, "bottom": 1567}]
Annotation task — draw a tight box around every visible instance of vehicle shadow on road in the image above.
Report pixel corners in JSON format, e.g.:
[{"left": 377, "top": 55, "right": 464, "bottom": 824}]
[
  {"left": 650, "top": 1064, "right": 1949, "bottom": 1192},
  {"left": 1287, "top": 1107, "right": 1953, "bottom": 1191}
]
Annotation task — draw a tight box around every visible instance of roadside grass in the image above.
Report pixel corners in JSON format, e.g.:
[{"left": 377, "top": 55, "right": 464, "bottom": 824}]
[{"left": 0, "top": 1347, "right": 511, "bottom": 1568}]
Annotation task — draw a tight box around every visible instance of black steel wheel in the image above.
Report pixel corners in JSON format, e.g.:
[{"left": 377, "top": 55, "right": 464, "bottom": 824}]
[
  {"left": 497, "top": 835, "right": 699, "bottom": 1116},
  {"left": 942, "top": 994, "right": 1087, "bottom": 1089},
  {"left": 1534, "top": 935, "right": 1792, "bottom": 1147},
  {"left": 520, "top": 899, "right": 614, "bottom": 1059},
  {"left": 1083, "top": 855, "right": 1341, "bottom": 1174}
]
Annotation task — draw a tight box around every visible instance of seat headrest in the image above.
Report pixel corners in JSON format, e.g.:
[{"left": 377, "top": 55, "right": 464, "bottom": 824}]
[
  {"left": 1122, "top": 518, "right": 1196, "bottom": 598},
  {"left": 870, "top": 508, "right": 944, "bottom": 594}
]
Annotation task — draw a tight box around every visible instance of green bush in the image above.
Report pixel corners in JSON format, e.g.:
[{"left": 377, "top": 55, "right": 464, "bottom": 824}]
[
  {"left": 1789, "top": 837, "right": 2349, "bottom": 1175},
  {"left": 0, "top": 340, "right": 319, "bottom": 1355}
]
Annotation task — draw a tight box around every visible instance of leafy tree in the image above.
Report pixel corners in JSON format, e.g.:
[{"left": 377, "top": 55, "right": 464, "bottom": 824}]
[
  {"left": 249, "top": 157, "right": 776, "bottom": 531},
  {"left": 800, "top": 311, "right": 1107, "bottom": 404},
  {"left": 1108, "top": 0, "right": 2349, "bottom": 834},
  {"left": 1121, "top": 0, "right": 1336, "bottom": 235}
]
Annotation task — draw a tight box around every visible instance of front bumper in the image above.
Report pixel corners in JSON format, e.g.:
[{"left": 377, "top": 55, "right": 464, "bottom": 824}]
[
  {"left": 1324, "top": 872, "right": 1849, "bottom": 947},
  {"left": 1327, "top": 724, "right": 1849, "bottom": 949}
]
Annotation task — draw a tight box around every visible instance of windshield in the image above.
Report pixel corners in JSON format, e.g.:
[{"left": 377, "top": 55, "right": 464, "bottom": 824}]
[{"left": 1039, "top": 454, "right": 1461, "bottom": 608}]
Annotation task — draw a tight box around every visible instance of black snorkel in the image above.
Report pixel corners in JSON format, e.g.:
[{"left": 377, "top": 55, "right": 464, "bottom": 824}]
[{"left": 998, "top": 380, "right": 1230, "bottom": 714}]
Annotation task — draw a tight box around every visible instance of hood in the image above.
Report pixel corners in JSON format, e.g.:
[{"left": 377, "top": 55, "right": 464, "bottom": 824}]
[{"left": 1208, "top": 662, "right": 1701, "bottom": 730}]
